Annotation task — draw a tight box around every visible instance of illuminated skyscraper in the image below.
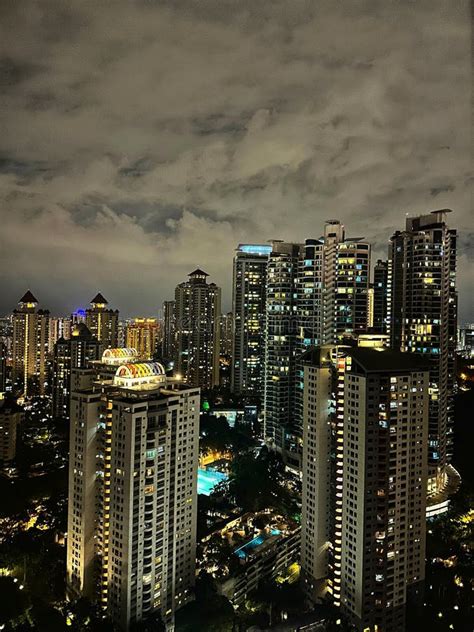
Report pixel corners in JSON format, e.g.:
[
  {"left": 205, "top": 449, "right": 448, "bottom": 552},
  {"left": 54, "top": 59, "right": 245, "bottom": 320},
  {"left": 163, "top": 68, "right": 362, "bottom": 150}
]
[
  {"left": 0, "top": 342, "right": 6, "bottom": 393},
  {"left": 231, "top": 244, "right": 271, "bottom": 397},
  {"left": 263, "top": 222, "right": 370, "bottom": 468},
  {"left": 174, "top": 270, "right": 221, "bottom": 388},
  {"left": 373, "top": 259, "right": 389, "bottom": 334},
  {"left": 48, "top": 317, "right": 72, "bottom": 353},
  {"left": 0, "top": 393, "right": 23, "bottom": 465},
  {"left": 219, "top": 312, "right": 233, "bottom": 357},
  {"left": 126, "top": 318, "right": 160, "bottom": 359},
  {"left": 264, "top": 240, "right": 302, "bottom": 467},
  {"left": 52, "top": 323, "right": 101, "bottom": 420},
  {"left": 301, "top": 346, "right": 429, "bottom": 632},
  {"left": 85, "top": 293, "right": 119, "bottom": 349},
  {"left": 12, "top": 291, "right": 50, "bottom": 396},
  {"left": 389, "top": 210, "right": 457, "bottom": 498},
  {"left": 161, "top": 301, "right": 176, "bottom": 361},
  {"left": 66, "top": 360, "right": 199, "bottom": 631},
  {"left": 322, "top": 221, "right": 371, "bottom": 344}
]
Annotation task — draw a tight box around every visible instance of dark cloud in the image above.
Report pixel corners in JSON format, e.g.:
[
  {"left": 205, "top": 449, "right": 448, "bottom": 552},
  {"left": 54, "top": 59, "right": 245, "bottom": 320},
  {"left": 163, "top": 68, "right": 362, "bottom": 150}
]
[{"left": 0, "top": 0, "right": 471, "bottom": 320}]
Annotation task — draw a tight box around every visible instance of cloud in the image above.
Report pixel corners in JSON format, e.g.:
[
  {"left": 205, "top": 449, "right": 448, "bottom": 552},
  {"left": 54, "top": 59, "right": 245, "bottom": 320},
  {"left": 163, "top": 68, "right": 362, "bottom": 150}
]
[{"left": 0, "top": 0, "right": 471, "bottom": 320}]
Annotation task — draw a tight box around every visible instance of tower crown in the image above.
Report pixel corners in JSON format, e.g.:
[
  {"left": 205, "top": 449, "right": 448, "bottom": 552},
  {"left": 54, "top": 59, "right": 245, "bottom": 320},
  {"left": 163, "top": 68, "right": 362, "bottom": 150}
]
[
  {"left": 19, "top": 290, "right": 38, "bottom": 306},
  {"left": 90, "top": 292, "right": 108, "bottom": 307},
  {"left": 188, "top": 269, "right": 209, "bottom": 283}
]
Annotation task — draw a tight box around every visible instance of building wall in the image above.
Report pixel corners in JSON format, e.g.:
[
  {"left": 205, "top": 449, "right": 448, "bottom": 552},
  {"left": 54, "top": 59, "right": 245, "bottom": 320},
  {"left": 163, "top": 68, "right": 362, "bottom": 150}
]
[{"left": 231, "top": 246, "right": 270, "bottom": 396}]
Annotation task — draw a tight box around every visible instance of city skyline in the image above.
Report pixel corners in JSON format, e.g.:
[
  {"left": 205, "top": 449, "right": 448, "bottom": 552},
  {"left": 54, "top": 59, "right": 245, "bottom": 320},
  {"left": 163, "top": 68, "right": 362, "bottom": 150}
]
[
  {"left": 0, "top": 1, "right": 472, "bottom": 320},
  {"left": 0, "top": 2, "right": 472, "bottom": 631},
  {"left": 2, "top": 213, "right": 473, "bottom": 322}
]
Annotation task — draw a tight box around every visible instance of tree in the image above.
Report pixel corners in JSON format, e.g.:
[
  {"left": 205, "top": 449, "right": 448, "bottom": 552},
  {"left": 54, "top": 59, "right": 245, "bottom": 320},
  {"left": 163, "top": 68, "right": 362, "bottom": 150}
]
[{"left": 130, "top": 611, "right": 165, "bottom": 632}]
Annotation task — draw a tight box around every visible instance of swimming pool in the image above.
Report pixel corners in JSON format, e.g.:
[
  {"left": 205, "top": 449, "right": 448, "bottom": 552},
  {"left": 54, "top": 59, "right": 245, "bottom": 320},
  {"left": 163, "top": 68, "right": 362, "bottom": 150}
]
[
  {"left": 234, "top": 529, "right": 281, "bottom": 559},
  {"left": 197, "top": 468, "right": 228, "bottom": 495}
]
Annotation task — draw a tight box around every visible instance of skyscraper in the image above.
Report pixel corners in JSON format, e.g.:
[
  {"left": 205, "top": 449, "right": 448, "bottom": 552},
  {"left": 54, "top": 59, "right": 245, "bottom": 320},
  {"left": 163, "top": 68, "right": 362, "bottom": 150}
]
[
  {"left": 126, "top": 318, "right": 160, "bottom": 359},
  {"left": 66, "top": 360, "right": 199, "bottom": 631},
  {"left": 264, "top": 241, "right": 302, "bottom": 468},
  {"left": 0, "top": 342, "right": 6, "bottom": 393},
  {"left": 301, "top": 346, "right": 429, "bottom": 632},
  {"left": 231, "top": 244, "right": 272, "bottom": 397},
  {"left": 85, "top": 293, "right": 119, "bottom": 349},
  {"left": 48, "top": 316, "right": 72, "bottom": 353},
  {"left": 373, "top": 259, "right": 389, "bottom": 334},
  {"left": 263, "top": 222, "right": 370, "bottom": 468},
  {"left": 219, "top": 312, "right": 233, "bottom": 357},
  {"left": 174, "top": 270, "right": 221, "bottom": 388},
  {"left": 322, "top": 221, "right": 371, "bottom": 344},
  {"left": 12, "top": 290, "right": 50, "bottom": 396},
  {"left": 389, "top": 210, "right": 457, "bottom": 498},
  {"left": 52, "top": 323, "right": 101, "bottom": 420},
  {"left": 161, "top": 301, "right": 176, "bottom": 361},
  {"left": 0, "top": 393, "right": 23, "bottom": 466}
]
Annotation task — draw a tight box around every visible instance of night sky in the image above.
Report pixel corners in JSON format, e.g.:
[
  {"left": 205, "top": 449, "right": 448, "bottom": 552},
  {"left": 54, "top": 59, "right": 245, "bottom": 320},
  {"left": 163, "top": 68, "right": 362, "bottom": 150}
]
[{"left": 0, "top": 0, "right": 472, "bottom": 320}]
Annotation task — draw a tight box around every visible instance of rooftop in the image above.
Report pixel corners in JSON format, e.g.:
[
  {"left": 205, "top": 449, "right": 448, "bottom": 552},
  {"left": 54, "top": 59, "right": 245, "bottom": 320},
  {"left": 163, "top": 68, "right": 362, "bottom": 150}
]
[
  {"left": 348, "top": 347, "right": 430, "bottom": 372},
  {"left": 19, "top": 290, "right": 38, "bottom": 304},
  {"left": 71, "top": 323, "right": 93, "bottom": 338},
  {"left": 189, "top": 268, "right": 209, "bottom": 277},
  {"left": 90, "top": 292, "right": 108, "bottom": 305}
]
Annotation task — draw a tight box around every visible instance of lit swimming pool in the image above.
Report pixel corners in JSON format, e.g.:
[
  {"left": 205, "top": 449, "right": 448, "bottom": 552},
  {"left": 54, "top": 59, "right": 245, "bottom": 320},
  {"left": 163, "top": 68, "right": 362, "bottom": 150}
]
[
  {"left": 234, "top": 529, "right": 281, "bottom": 559},
  {"left": 197, "top": 468, "right": 228, "bottom": 495}
]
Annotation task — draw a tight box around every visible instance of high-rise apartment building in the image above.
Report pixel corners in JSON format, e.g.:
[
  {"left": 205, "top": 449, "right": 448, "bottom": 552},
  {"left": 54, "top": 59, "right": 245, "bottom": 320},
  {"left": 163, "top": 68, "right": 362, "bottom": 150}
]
[
  {"left": 264, "top": 240, "right": 302, "bottom": 467},
  {"left": 263, "top": 222, "right": 370, "bottom": 467},
  {"left": 219, "top": 312, "right": 233, "bottom": 357},
  {"left": 85, "top": 293, "right": 119, "bottom": 349},
  {"left": 49, "top": 317, "right": 72, "bottom": 353},
  {"left": 66, "top": 360, "right": 199, "bottom": 631},
  {"left": 126, "top": 318, "right": 160, "bottom": 359},
  {"left": 174, "top": 270, "right": 220, "bottom": 388},
  {"left": 231, "top": 244, "right": 272, "bottom": 397},
  {"left": 301, "top": 346, "right": 429, "bottom": 632},
  {"left": 0, "top": 393, "right": 23, "bottom": 465},
  {"left": 12, "top": 291, "right": 50, "bottom": 396},
  {"left": 389, "top": 210, "right": 457, "bottom": 497},
  {"left": 52, "top": 323, "right": 101, "bottom": 420},
  {"left": 161, "top": 301, "right": 176, "bottom": 361},
  {"left": 0, "top": 342, "right": 6, "bottom": 393},
  {"left": 322, "top": 221, "right": 371, "bottom": 344},
  {"left": 373, "top": 259, "right": 389, "bottom": 334}
]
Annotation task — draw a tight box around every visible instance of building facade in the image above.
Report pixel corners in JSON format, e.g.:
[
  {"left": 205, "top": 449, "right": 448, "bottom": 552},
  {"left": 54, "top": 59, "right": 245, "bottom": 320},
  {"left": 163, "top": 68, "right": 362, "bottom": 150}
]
[
  {"left": 373, "top": 259, "right": 389, "bottom": 334},
  {"left": 174, "top": 270, "right": 221, "bottom": 388},
  {"left": 85, "top": 293, "right": 119, "bottom": 349},
  {"left": 264, "top": 241, "right": 302, "bottom": 467},
  {"left": 12, "top": 291, "right": 50, "bottom": 396},
  {"left": 219, "top": 312, "right": 233, "bottom": 357},
  {"left": 161, "top": 301, "right": 176, "bottom": 362},
  {"left": 231, "top": 244, "right": 272, "bottom": 397},
  {"left": 52, "top": 323, "right": 101, "bottom": 420},
  {"left": 126, "top": 318, "right": 160, "bottom": 359},
  {"left": 263, "top": 222, "right": 370, "bottom": 468},
  {"left": 49, "top": 317, "right": 72, "bottom": 353},
  {"left": 66, "top": 360, "right": 200, "bottom": 630},
  {"left": 301, "top": 346, "right": 429, "bottom": 632},
  {"left": 0, "top": 393, "right": 23, "bottom": 465},
  {"left": 389, "top": 210, "right": 457, "bottom": 496}
]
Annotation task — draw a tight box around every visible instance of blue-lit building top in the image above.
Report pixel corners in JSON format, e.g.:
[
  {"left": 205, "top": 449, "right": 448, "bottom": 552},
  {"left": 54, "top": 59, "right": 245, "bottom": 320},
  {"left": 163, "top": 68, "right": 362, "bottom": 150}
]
[{"left": 237, "top": 244, "right": 273, "bottom": 256}]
